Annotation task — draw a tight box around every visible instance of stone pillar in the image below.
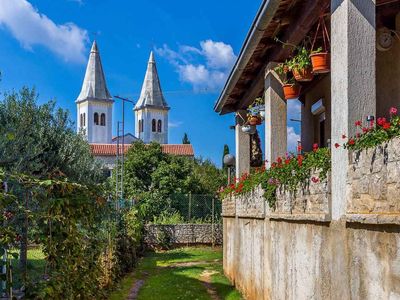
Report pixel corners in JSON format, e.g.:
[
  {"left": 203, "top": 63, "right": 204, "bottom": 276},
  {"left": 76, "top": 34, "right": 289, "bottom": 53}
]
[
  {"left": 264, "top": 63, "right": 287, "bottom": 168},
  {"left": 235, "top": 110, "right": 251, "bottom": 178},
  {"left": 331, "top": 0, "right": 376, "bottom": 220}
]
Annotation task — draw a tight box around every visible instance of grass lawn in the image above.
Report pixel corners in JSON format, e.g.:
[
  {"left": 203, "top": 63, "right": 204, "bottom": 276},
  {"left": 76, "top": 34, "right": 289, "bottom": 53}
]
[
  {"left": 109, "top": 247, "right": 242, "bottom": 300},
  {"left": 11, "top": 247, "right": 46, "bottom": 288}
]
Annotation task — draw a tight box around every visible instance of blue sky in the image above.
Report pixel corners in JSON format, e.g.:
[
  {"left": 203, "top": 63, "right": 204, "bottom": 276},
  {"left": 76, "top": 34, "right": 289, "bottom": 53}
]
[{"left": 0, "top": 0, "right": 301, "bottom": 167}]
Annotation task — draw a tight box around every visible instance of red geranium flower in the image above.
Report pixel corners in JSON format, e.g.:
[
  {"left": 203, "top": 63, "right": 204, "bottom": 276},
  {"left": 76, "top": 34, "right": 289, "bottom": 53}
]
[
  {"left": 390, "top": 107, "right": 398, "bottom": 115},
  {"left": 377, "top": 117, "right": 387, "bottom": 126},
  {"left": 362, "top": 127, "right": 369, "bottom": 133},
  {"left": 356, "top": 133, "right": 361, "bottom": 138},
  {"left": 355, "top": 120, "right": 362, "bottom": 127},
  {"left": 313, "top": 143, "right": 318, "bottom": 152},
  {"left": 277, "top": 157, "right": 282, "bottom": 164},
  {"left": 341, "top": 134, "right": 347, "bottom": 139},
  {"left": 297, "top": 144, "right": 303, "bottom": 153},
  {"left": 383, "top": 122, "right": 391, "bottom": 130},
  {"left": 334, "top": 143, "right": 340, "bottom": 148},
  {"left": 297, "top": 154, "right": 303, "bottom": 166},
  {"left": 285, "top": 159, "right": 290, "bottom": 165},
  {"left": 348, "top": 139, "right": 355, "bottom": 145}
]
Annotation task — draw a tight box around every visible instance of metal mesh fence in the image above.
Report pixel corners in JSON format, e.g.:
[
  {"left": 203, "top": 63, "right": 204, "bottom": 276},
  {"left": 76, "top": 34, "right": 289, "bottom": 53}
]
[{"left": 169, "top": 194, "right": 222, "bottom": 224}]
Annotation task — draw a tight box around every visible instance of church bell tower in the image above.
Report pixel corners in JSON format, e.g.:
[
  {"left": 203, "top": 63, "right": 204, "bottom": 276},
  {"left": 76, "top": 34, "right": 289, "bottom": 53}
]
[
  {"left": 134, "top": 52, "right": 169, "bottom": 144},
  {"left": 76, "top": 41, "right": 113, "bottom": 144}
]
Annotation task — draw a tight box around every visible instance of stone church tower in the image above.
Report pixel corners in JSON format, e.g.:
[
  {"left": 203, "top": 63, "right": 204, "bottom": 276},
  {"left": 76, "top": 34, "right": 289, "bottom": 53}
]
[
  {"left": 134, "top": 52, "right": 169, "bottom": 144},
  {"left": 76, "top": 41, "right": 114, "bottom": 144}
]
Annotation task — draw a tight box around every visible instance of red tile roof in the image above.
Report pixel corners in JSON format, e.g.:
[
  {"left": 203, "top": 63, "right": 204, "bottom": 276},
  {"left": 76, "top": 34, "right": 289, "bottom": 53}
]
[{"left": 90, "top": 144, "right": 194, "bottom": 157}]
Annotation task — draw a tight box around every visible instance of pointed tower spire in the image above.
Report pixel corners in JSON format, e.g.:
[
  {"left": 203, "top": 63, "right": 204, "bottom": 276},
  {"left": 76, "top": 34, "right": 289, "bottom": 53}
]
[
  {"left": 134, "top": 51, "right": 169, "bottom": 110},
  {"left": 76, "top": 41, "right": 112, "bottom": 103}
]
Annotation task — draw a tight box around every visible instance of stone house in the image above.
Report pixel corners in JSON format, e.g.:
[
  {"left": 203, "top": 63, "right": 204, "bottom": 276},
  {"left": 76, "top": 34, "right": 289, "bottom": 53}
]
[{"left": 214, "top": 0, "right": 400, "bottom": 299}]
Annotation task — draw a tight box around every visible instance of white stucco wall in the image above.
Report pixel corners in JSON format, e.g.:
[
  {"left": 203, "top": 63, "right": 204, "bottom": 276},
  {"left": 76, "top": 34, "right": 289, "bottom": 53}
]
[
  {"left": 77, "top": 100, "right": 113, "bottom": 144},
  {"left": 135, "top": 107, "right": 168, "bottom": 144}
]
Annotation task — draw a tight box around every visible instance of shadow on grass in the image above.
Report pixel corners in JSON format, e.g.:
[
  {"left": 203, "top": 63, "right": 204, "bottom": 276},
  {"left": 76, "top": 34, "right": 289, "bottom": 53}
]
[{"left": 132, "top": 252, "right": 240, "bottom": 300}]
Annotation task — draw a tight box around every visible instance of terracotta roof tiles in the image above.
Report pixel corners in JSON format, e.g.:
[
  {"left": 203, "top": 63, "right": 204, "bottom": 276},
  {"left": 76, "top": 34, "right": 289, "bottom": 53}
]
[{"left": 90, "top": 143, "right": 194, "bottom": 157}]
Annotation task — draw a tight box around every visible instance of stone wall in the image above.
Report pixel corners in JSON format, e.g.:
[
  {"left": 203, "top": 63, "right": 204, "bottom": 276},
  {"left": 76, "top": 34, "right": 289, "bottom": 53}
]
[
  {"left": 347, "top": 137, "right": 400, "bottom": 224},
  {"left": 144, "top": 224, "right": 222, "bottom": 248},
  {"left": 222, "top": 171, "right": 400, "bottom": 300},
  {"left": 273, "top": 170, "right": 331, "bottom": 222}
]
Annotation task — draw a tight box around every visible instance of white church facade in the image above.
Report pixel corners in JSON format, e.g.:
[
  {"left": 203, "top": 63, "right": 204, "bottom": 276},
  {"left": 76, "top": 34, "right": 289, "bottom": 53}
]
[{"left": 75, "top": 41, "right": 193, "bottom": 167}]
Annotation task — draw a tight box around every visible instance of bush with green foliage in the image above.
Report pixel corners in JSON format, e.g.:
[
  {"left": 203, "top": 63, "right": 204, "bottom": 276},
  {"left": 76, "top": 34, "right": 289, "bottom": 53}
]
[{"left": 119, "top": 141, "right": 225, "bottom": 222}]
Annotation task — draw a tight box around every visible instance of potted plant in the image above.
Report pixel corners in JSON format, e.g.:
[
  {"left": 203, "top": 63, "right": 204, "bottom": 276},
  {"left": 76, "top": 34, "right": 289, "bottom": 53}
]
[
  {"left": 289, "top": 47, "right": 314, "bottom": 82},
  {"left": 248, "top": 114, "right": 262, "bottom": 126},
  {"left": 310, "top": 48, "right": 330, "bottom": 74},
  {"left": 274, "top": 63, "right": 301, "bottom": 100},
  {"left": 310, "top": 17, "right": 331, "bottom": 74},
  {"left": 247, "top": 97, "right": 265, "bottom": 121}
]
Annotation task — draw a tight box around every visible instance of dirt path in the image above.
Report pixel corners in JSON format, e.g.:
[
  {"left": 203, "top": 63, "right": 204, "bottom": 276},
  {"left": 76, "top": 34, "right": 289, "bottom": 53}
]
[{"left": 199, "top": 270, "right": 220, "bottom": 300}]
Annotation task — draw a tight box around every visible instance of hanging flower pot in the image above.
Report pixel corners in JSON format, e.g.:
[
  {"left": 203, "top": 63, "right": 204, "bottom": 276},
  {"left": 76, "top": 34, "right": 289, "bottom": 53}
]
[
  {"left": 283, "top": 84, "right": 301, "bottom": 100},
  {"left": 292, "top": 67, "right": 314, "bottom": 82},
  {"left": 310, "top": 17, "right": 331, "bottom": 74},
  {"left": 249, "top": 115, "right": 262, "bottom": 126},
  {"left": 242, "top": 125, "right": 257, "bottom": 135},
  {"left": 310, "top": 52, "right": 330, "bottom": 74}
]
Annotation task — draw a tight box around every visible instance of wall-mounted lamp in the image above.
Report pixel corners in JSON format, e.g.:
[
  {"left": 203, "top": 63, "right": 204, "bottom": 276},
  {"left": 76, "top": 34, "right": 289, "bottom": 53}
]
[{"left": 224, "top": 154, "right": 236, "bottom": 184}]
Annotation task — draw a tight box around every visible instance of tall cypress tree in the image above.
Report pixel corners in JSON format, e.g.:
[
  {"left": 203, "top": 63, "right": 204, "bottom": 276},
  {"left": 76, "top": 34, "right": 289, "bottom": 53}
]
[{"left": 182, "top": 133, "right": 190, "bottom": 144}]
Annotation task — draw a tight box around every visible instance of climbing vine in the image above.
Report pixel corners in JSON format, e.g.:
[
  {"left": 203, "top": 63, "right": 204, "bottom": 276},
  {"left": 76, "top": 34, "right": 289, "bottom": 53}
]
[{"left": 0, "top": 170, "right": 142, "bottom": 299}]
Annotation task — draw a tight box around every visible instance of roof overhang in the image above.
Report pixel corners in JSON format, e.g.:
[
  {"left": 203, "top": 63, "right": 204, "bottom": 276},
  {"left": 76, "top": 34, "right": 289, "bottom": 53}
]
[
  {"left": 214, "top": 0, "right": 281, "bottom": 114},
  {"left": 214, "top": 0, "right": 330, "bottom": 115}
]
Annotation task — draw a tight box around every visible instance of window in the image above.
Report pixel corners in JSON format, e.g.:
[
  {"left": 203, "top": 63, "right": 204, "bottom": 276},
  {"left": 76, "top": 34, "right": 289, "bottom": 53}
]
[
  {"left": 152, "top": 119, "right": 156, "bottom": 132},
  {"left": 100, "top": 113, "right": 106, "bottom": 126},
  {"left": 157, "top": 120, "right": 162, "bottom": 132},
  {"left": 80, "top": 114, "right": 83, "bottom": 127},
  {"left": 139, "top": 120, "right": 144, "bottom": 133},
  {"left": 94, "top": 113, "right": 99, "bottom": 125},
  {"left": 83, "top": 113, "right": 86, "bottom": 126}
]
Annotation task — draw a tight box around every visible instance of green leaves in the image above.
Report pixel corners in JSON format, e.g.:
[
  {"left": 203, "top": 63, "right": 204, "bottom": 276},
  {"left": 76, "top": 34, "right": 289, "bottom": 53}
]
[{"left": 220, "top": 148, "right": 331, "bottom": 208}]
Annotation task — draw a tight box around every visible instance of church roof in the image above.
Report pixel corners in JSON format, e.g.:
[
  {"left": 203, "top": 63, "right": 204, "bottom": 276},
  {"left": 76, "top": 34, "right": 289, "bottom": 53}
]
[
  {"left": 76, "top": 41, "right": 113, "bottom": 103},
  {"left": 90, "top": 144, "right": 194, "bottom": 157},
  {"left": 134, "top": 51, "right": 169, "bottom": 110}
]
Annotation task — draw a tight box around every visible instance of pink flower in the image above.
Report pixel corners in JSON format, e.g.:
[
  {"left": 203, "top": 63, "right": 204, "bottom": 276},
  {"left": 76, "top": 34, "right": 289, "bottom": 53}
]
[
  {"left": 311, "top": 177, "right": 319, "bottom": 183},
  {"left": 355, "top": 120, "right": 362, "bottom": 127},
  {"left": 390, "top": 107, "right": 398, "bottom": 115},
  {"left": 313, "top": 143, "right": 319, "bottom": 152}
]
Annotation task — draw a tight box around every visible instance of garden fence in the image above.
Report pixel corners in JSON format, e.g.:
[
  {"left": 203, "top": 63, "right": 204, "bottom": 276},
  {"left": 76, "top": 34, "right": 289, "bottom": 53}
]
[{"left": 169, "top": 193, "right": 222, "bottom": 224}]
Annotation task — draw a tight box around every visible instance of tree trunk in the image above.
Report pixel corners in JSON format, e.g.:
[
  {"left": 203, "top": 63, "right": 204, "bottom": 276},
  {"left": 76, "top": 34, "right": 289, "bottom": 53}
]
[{"left": 19, "top": 192, "right": 28, "bottom": 281}]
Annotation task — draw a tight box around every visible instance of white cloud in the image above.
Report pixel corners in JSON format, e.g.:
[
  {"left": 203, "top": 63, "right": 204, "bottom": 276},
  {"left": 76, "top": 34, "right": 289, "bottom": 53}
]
[
  {"left": 287, "top": 100, "right": 301, "bottom": 119},
  {"left": 155, "top": 40, "right": 237, "bottom": 91},
  {"left": 287, "top": 126, "right": 300, "bottom": 153},
  {"left": 168, "top": 121, "right": 183, "bottom": 128},
  {"left": 0, "top": 0, "right": 88, "bottom": 63},
  {"left": 200, "top": 40, "right": 236, "bottom": 70}
]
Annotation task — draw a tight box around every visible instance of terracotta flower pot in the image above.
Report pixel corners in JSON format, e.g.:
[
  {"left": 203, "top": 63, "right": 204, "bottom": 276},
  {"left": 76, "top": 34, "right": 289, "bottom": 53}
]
[
  {"left": 310, "top": 52, "right": 330, "bottom": 74},
  {"left": 282, "top": 84, "right": 301, "bottom": 100},
  {"left": 249, "top": 116, "right": 262, "bottom": 126},
  {"left": 292, "top": 67, "right": 314, "bottom": 82}
]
